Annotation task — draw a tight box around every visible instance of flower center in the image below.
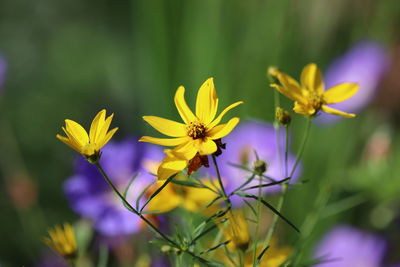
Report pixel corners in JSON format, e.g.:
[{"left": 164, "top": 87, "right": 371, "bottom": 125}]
[
  {"left": 309, "top": 92, "right": 323, "bottom": 112},
  {"left": 186, "top": 121, "right": 207, "bottom": 139}
]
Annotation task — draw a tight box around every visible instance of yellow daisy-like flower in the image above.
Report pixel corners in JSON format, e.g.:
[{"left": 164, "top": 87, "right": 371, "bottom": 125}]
[
  {"left": 42, "top": 223, "right": 77, "bottom": 259},
  {"left": 271, "top": 63, "right": 359, "bottom": 118},
  {"left": 146, "top": 175, "right": 220, "bottom": 214},
  {"left": 56, "top": 109, "right": 118, "bottom": 163},
  {"left": 219, "top": 210, "right": 251, "bottom": 251},
  {"left": 140, "top": 78, "right": 243, "bottom": 180}
]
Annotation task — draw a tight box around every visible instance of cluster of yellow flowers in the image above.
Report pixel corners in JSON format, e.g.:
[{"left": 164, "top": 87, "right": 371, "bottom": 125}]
[
  {"left": 50, "top": 63, "right": 359, "bottom": 264},
  {"left": 56, "top": 64, "right": 358, "bottom": 177}
]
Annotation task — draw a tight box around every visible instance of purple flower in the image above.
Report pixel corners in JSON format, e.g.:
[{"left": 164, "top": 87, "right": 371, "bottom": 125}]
[
  {"left": 318, "top": 41, "right": 389, "bottom": 124},
  {"left": 64, "top": 139, "right": 164, "bottom": 237},
  {"left": 313, "top": 225, "right": 386, "bottom": 267},
  {"left": 215, "top": 120, "right": 300, "bottom": 206},
  {"left": 0, "top": 56, "right": 7, "bottom": 90}
]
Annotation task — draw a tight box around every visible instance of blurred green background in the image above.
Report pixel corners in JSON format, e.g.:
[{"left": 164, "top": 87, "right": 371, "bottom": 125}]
[{"left": 1, "top": 0, "right": 400, "bottom": 265}]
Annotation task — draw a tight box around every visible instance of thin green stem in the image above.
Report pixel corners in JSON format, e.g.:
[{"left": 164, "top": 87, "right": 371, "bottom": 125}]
[
  {"left": 95, "top": 163, "right": 213, "bottom": 265},
  {"left": 262, "top": 117, "right": 312, "bottom": 252},
  {"left": 95, "top": 163, "right": 177, "bottom": 246},
  {"left": 285, "top": 125, "right": 290, "bottom": 178},
  {"left": 212, "top": 155, "right": 231, "bottom": 207},
  {"left": 252, "top": 175, "right": 263, "bottom": 267},
  {"left": 289, "top": 117, "right": 312, "bottom": 178}
]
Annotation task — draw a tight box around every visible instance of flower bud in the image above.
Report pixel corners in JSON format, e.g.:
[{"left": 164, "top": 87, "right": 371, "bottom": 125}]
[
  {"left": 276, "top": 107, "right": 291, "bottom": 126},
  {"left": 253, "top": 160, "right": 267, "bottom": 175}
]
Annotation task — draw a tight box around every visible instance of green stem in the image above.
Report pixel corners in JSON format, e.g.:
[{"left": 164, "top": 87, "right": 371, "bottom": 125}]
[
  {"left": 95, "top": 163, "right": 177, "bottom": 245},
  {"left": 285, "top": 125, "right": 290, "bottom": 178},
  {"left": 262, "top": 117, "right": 312, "bottom": 252},
  {"left": 94, "top": 163, "right": 211, "bottom": 265},
  {"left": 289, "top": 117, "right": 312, "bottom": 178},
  {"left": 252, "top": 175, "right": 263, "bottom": 267},
  {"left": 212, "top": 155, "right": 231, "bottom": 207}
]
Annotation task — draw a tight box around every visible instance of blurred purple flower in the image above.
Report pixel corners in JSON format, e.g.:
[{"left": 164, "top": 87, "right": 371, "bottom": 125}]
[
  {"left": 318, "top": 41, "right": 389, "bottom": 124},
  {"left": 216, "top": 120, "right": 300, "bottom": 206},
  {"left": 314, "top": 225, "right": 386, "bottom": 267},
  {"left": 64, "top": 139, "right": 164, "bottom": 237},
  {"left": 35, "top": 251, "right": 68, "bottom": 267},
  {"left": 0, "top": 56, "right": 7, "bottom": 90}
]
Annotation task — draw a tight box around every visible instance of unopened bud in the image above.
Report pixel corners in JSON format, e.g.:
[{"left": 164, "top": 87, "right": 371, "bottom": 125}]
[
  {"left": 267, "top": 66, "right": 280, "bottom": 83},
  {"left": 267, "top": 66, "right": 278, "bottom": 77},
  {"left": 276, "top": 107, "right": 291, "bottom": 126},
  {"left": 253, "top": 160, "right": 267, "bottom": 175}
]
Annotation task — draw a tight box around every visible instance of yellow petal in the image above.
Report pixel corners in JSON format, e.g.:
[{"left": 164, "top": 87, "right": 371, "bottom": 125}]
[
  {"left": 197, "top": 138, "right": 217, "bottom": 155},
  {"left": 62, "top": 126, "right": 85, "bottom": 151},
  {"left": 65, "top": 119, "right": 89, "bottom": 146},
  {"left": 56, "top": 134, "right": 81, "bottom": 153},
  {"left": 293, "top": 102, "right": 315, "bottom": 116},
  {"left": 321, "top": 105, "right": 356, "bottom": 118},
  {"left": 96, "top": 127, "right": 118, "bottom": 150},
  {"left": 157, "top": 155, "right": 187, "bottom": 180},
  {"left": 143, "top": 116, "right": 186, "bottom": 137},
  {"left": 96, "top": 113, "right": 114, "bottom": 142},
  {"left": 195, "top": 78, "right": 219, "bottom": 125},
  {"left": 139, "top": 136, "right": 189, "bottom": 146},
  {"left": 147, "top": 185, "right": 182, "bottom": 211},
  {"left": 271, "top": 83, "right": 306, "bottom": 105},
  {"left": 300, "top": 63, "right": 324, "bottom": 93},
  {"left": 323, "top": 83, "right": 359, "bottom": 104},
  {"left": 89, "top": 109, "right": 106, "bottom": 143},
  {"left": 207, "top": 117, "right": 240, "bottom": 140},
  {"left": 174, "top": 86, "right": 196, "bottom": 124},
  {"left": 208, "top": 101, "right": 243, "bottom": 129},
  {"left": 273, "top": 71, "right": 306, "bottom": 102},
  {"left": 173, "top": 140, "right": 199, "bottom": 160}
]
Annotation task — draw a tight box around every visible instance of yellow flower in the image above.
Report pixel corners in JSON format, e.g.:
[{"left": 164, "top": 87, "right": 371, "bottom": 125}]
[
  {"left": 219, "top": 211, "right": 250, "bottom": 251},
  {"left": 140, "top": 78, "right": 243, "bottom": 180},
  {"left": 42, "top": 223, "right": 77, "bottom": 259},
  {"left": 146, "top": 175, "right": 221, "bottom": 214},
  {"left": 56, "top": 109, "right": 118, "bottom": 162},
  {"left": 271, "top": 63, "right": 359, "bottom": 118}
]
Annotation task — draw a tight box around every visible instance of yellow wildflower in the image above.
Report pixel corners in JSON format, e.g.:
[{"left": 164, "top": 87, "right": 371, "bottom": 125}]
[
  {"left": 56, "top": 109, "right": 118, "bottom": 162},
  {"left": 140, "top": 78, "right": 243, "bottom": 180},
  {"left": 271, "top": 63, "right": 359, "bottom": 118},
  {"left": 220, "top": 211, "right": 250, "bottom": 251},
  {"left": 42, "top": 223, "right": 77, "bottom": 259},
  {"left": 146, "top": 176, "right": 220, "bottom": 214}
]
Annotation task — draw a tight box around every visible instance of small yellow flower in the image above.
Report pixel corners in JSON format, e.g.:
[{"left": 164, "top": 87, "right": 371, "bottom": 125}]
[
  {"left": 42, "top": 223, "right": 77, "bottom": 259},
  {"left": 140, "top": 78, "right": 243, "bottom": 180},
  {"left": 271, "top": 63, "right": 359, "bottom": 118},
  {"left": 56, "top": 109, "right": 118, "bottom": 162},
  {"left": 220, "top": 211, "right": 250, "bottom": 251},
  {"left": 146, "top": 176, "right": 220, "bottom": 214}
]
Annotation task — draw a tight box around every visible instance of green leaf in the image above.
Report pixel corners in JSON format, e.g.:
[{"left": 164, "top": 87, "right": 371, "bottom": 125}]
[
  {"left": 242, "top": 199, "right": 257, "bottom": 218},
  {"left": 171, "top": 178, "right": 203, "bottom": 188},
  {"left": 241, "top": 177, "right": 290, "bottom": 191},
  {"left": 256, "top": 245, "right": 269, "bottom": 264},
  {"left": 135, "top": 181, "right": 154, "bottom": 211},
  {"left": 140, "top": 175, "right": 175, "bottom": 213},
  {"left": 121, "top": 173, "right": 139, "bottom": 212},
  {"left": 236, "top": 192, "right": 300, "bottom": 233},
  {"left": 200, "top": 240, "right": 231, "bottom": 255}
]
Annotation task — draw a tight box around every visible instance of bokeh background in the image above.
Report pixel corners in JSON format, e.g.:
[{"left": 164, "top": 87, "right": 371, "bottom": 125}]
[{"left": 1, "top": 0, "right": 400, "bottom": 266}]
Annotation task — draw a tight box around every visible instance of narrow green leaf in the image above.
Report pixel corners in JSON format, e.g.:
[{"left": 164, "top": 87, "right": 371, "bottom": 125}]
[
  {"left": 242, "top": 199, "right": 257, "bottom": 218},
  {"left": 200, "top": 240, "right": 231, "bottom": 255},
  {"left": 140, "top": 175, "right": 175, "bottom": 213},
  {"left": 236, "top": 192, "right": 300, "bottom": 233},
  {"left": 256, "top": 245, "right": 269, "bottom": 264},
  {"left": 241, "top": 177, "right": 290, "bottom": 191},
  {"left": 121, "top": 173, "right": 138, "bottom": 212}
]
